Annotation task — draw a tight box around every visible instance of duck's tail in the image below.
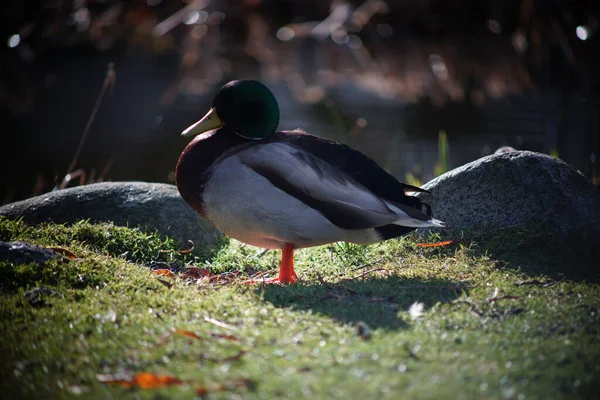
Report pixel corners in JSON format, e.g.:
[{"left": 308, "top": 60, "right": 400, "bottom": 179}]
[{"left": 384, "top": 201, "right": 446, "bottom": 228}]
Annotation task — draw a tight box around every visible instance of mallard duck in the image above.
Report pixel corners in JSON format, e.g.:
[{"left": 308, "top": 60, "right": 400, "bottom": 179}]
[{"left": 176, "top": 80, "right": 444, "bottom": 284}]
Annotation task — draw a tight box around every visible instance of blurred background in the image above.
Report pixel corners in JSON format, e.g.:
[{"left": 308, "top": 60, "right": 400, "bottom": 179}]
[{"left": 1, "top": 0, "right": 599, "bottom": 205}]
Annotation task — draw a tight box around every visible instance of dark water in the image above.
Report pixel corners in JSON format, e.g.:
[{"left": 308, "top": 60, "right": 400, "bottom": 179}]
[{"left": 1, "top": 48, "right": 598, "bottom": 205}]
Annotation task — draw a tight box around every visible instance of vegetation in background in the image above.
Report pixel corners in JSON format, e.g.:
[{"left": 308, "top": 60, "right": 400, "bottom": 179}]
[
  {"left": 1, "top": 217, "right": 599, "bottom": 399},
  {"left": 3, "top": 0, "right": 598, "bottom": 205},
  {"left": 405, "top": 129, "right": 450, "bottom": 186},
  {"left": 433, "top": 130, "right": 450, "bottom": 178}
]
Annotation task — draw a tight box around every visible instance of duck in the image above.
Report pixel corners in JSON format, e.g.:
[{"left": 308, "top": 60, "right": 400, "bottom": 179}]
[{"left": 175, "top": 80, "right": 445, "bottom": 284}]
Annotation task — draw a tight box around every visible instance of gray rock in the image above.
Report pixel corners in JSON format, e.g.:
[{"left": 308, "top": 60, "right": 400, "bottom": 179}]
[
  {"left": 0, "top": 241, "right": 68, "bottom": 265},
  {"left": 417, "top": 150, "right": 600, "bottom": 244},
  {"left": 0, "top": 182, "right": 224, "bottom": 254}
]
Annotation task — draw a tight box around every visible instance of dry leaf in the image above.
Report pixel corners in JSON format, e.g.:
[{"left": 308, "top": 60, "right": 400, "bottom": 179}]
[
  {"left": 196, "top": 386, "right": 209, "bottom": 396},
  {"left": 180, "top": 266, "right": 212, "bottom": 279},
  {"left": 211, "top": 332, "right": 240, "bottom": 341},
  {"left": 133, "top": 372, "right": 182, "bottom": 389},
  {"left": 47, "top": 247, "right": 78, "bottom": 259},
  {"left": 97, "top": 371, "right": 182, "bottom": 389},
  {"left": 174, "top": 328, "right": 201, "bottom": 340},
  {"left": 152, "top": 269, "right": 175, "bottom": 278},
  {"left": 173, "top": 328, "right": 240, "bottom": 342},
  {"left": 416, "top": 240, "right": 455, "bottom": 247}
]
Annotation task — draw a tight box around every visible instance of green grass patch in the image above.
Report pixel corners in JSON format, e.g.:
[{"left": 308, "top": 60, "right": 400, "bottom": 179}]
[{"left": 1, "top": 217, "right": 599, "bottom": 399}]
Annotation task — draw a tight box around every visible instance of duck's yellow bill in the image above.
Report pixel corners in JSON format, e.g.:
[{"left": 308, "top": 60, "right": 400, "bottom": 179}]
[{"left": 181, "top": 108, "right": 224, "bottom": 138}]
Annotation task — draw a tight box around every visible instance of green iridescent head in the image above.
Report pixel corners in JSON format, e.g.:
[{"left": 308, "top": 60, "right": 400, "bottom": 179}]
[{"left": 181, "top": 80, "right": 280, "bottom": 140}]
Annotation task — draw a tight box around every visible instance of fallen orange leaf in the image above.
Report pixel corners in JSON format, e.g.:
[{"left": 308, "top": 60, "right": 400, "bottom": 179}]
[
  {"left": 133, "top": 372, "right": 183, "bottom": 389},
  {"left": 196, "top": 386, "right": 209, "bottom": 396},
  {"left": 160, "top": 240, "right": 195, "bottom": 254},
  {"left": 47, "top": 247, "right": 78, "bottom": 259},
  {"left": 174, "top": 328, "right": 201, "bottom": 340},
  {"left": 416, "top": 240, "right": 455, "bottom": 247},
  {"left": 173, "top": 328, "right": 240, "bottom": 342},
  {"left": 152, "top": 269, "right": 175, "bottom": 277},
  {"left": 97, "top": 371, "right": 182, "bottom": 389}
]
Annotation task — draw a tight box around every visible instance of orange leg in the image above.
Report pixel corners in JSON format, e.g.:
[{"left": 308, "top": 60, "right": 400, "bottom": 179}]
[
  {"left": 277, "top": 243, "right": 297, "bottom": 283},
  {"left": 245, "top": 243, "right": 297, "bottom": 284}
]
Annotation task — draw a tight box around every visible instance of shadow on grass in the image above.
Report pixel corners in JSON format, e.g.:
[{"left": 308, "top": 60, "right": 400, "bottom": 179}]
[
  {"left": 257, "top": 225, "right": 599, "bottom": 329},
  {"left": 418, "top": 225, "right": 600, "bottom": 283},
  {"left": 458, "top": 226, "right": 600, "bottom": 283},
  {"left": 258, "top": 276, "right": 465, "bottom": 330}
]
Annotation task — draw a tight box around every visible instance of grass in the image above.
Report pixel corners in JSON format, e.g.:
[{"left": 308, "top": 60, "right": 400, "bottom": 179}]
[{"left": 1, "top": 216, "right": 599, "bottom": 399}]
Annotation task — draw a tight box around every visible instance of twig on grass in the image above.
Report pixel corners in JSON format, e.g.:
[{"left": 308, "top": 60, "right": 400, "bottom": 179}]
[
  {"left": 254, "top": 248, "right": 270, "bottom": 259},
  {"left": 204, "top": 317, "right": 239, "bottom": 331},
  {"left": 315, "top": 272, "right": 334, "bottom": 289},
  {"left": 452, "top": 299, "right": 485, "bottom": 316},
  {"left": 350, "top": 258, "right": 383, "bottom": 272},
  {"left": 247, "top": 268, "right": 277, "bottom": 280},
  {"left": 488, "top": 295, "right": 521, "bottom": 302},
  {"left": 160, "top": 240, "right": 195, "bottom": 254},
  {"left": 515, "top": 279, "right": 560, "bottom": 287},
  {"left": 339, "top": 267, "right": 386, "bottom": 283}
]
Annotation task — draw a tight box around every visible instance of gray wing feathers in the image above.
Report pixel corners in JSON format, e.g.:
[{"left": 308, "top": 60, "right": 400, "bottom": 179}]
[{"left": 236, "top": 143, "right": 401, "bottom": 230}]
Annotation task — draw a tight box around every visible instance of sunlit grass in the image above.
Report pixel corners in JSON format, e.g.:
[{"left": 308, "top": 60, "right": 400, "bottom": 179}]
[{"left": 0, "top": 217, "right": 599, "bottom": 399}]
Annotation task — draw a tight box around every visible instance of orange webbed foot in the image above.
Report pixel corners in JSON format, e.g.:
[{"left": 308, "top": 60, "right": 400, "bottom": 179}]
[{"left": 243, "top": 273, "right": 297, "bottom": 285}]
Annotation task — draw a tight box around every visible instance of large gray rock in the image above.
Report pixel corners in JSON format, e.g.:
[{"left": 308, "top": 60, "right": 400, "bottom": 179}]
[
  {"left": 0, "top": 182, "right": 224, "bottom": 254},
  {"left": 417, "top": 151, "right": 600, "bottom": 243}
]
